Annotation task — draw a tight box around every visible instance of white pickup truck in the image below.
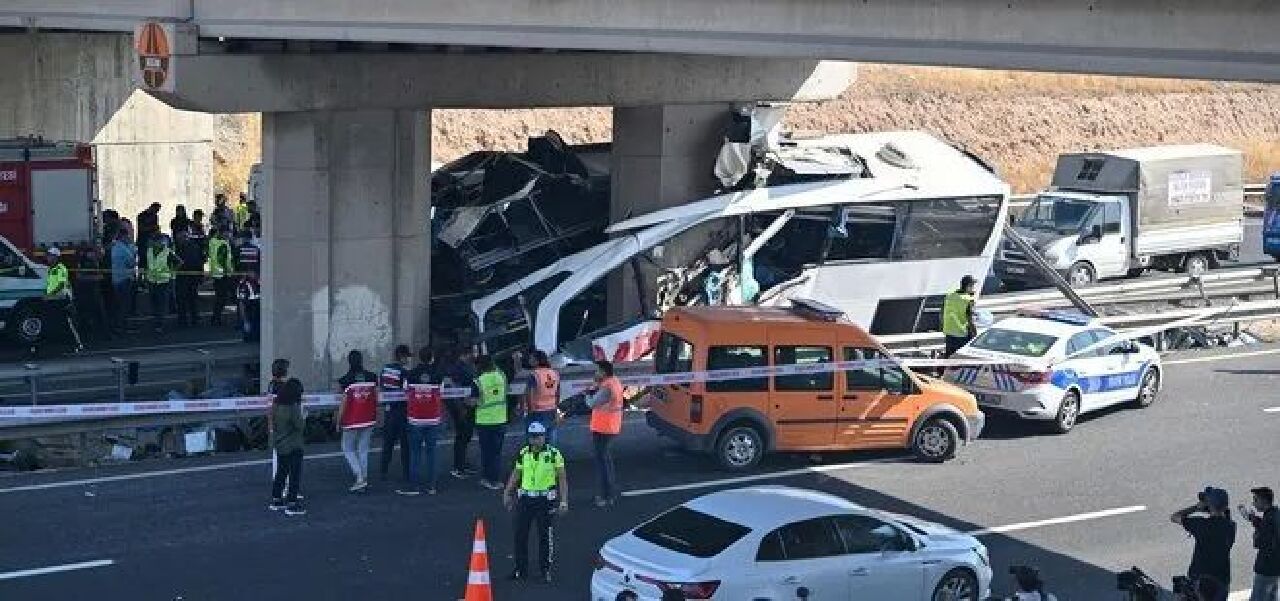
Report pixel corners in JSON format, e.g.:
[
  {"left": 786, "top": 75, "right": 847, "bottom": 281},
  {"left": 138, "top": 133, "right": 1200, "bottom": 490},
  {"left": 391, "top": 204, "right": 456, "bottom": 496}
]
[
  {"left": 0, "top": 235, "right": 49, "bottom": 345},
  {"left": 998, "top": 144, "right": 1243, "bottom": 288}
]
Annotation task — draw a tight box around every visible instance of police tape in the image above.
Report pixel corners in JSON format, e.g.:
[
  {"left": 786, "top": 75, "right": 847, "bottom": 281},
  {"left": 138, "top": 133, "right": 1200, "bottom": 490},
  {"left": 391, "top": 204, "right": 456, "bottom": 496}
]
[{"left": 0, "top": 355, "right": 1022, "bottom": 421}]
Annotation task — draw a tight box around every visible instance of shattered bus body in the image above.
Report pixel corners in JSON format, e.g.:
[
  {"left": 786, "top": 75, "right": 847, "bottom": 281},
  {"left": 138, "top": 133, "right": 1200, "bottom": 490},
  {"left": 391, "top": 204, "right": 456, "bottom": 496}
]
[
  {"left": 470, "top": 129, "right": 1011, "bottom": 362},
  {"left": 429, "top": 131, "right": 611, "bottom": 340}
]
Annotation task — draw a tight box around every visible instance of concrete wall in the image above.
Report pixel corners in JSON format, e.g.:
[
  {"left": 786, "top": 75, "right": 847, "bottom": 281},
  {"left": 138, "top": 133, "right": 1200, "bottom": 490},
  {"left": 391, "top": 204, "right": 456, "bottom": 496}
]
[{"left": 0, "top": 32, "right": 214, "bottom": 225}]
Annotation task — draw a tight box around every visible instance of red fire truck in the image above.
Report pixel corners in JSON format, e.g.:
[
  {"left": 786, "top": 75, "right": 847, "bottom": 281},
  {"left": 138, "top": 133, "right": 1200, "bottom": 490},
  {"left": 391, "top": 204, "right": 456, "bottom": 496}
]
[{"left": 0, "top": 137, "right": 99, "bottom": 254}]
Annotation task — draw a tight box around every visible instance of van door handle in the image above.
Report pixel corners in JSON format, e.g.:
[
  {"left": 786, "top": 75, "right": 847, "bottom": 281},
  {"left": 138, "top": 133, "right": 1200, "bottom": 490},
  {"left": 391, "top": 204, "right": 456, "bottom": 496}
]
[
  {"left": 842, "top": 395, "right": 859, "bottom": 400},
  {"left": 849, "top": 567, "right": 868, "bottom": 577},
  {"left": 782, "top": 575, "right": 800, "bottom": 585},
  {"left": 817, "top": 395, "right": 833, "bottom": 401}
]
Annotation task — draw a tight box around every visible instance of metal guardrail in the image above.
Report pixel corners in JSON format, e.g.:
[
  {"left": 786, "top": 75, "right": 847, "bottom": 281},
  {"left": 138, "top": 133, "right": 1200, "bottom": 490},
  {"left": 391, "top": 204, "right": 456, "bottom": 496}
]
[
  {"left": 979, "top": 265, "right": 1280, "bottom": 313},
  {"left": 879, "top": 298, "right": 1280, "bottom": 353},
  {"left": 1007, "top": 183, "right": 1266, "bottom": 210}
]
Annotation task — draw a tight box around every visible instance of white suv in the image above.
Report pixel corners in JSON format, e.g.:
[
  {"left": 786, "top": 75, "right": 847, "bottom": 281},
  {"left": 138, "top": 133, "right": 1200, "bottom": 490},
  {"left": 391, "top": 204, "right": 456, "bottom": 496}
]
[{"left": 591, "top": 486, "right": 992, "bottom": 601}]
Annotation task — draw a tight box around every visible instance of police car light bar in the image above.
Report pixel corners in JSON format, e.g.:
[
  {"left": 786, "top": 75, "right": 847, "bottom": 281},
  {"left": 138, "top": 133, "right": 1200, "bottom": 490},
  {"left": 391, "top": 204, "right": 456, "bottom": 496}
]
[
  {"left": 789, "top": 297, "right": 845, "bottom": 322},
  {"left": 1015, "top": 307, "right": 1094, "bottom": 326}
]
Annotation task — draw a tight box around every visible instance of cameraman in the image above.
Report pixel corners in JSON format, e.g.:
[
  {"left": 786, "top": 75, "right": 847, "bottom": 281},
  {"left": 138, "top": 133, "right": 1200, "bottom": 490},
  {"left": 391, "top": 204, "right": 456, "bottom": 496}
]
[
  {"left": 1005, "top": 566, "right": 1057, "bottom": 601},
  {"left": 1170, "top": 487, "right": 1237, "bottom": 601}
]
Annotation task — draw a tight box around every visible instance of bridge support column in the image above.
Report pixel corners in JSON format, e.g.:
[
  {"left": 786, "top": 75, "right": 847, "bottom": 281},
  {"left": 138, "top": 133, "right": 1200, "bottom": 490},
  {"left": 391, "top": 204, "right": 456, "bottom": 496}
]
[
  {"left": 260, "top": 109, "right": 431, "bottom": 390},
  {"left": 608, "top": 103, "right": 731, "bottom": 323}
]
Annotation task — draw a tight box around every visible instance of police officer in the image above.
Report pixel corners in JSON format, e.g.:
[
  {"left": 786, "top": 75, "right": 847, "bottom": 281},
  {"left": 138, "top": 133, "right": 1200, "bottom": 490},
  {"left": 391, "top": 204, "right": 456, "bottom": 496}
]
[
  {"left": 144, "top": 236, "right": 178, "bottom": 333},
  {"left": 503, "top": 421, "right": 568, "bottom": 584},
  {"left": 473, "top": 354, "right": 509, "bottom": 490},
  {"left": 207, "top": 228, "right": 235, "bottom": 326},
  {"left": 941, "top": 275, "right": 978, "bottom": 358},
  {"left": 42, "top": 247, "right": 83, "bottom": 353}
]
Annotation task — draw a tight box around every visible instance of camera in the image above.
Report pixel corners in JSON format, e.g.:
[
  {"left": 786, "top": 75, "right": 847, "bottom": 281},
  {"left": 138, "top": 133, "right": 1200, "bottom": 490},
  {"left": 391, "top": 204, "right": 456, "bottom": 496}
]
[
  {"left": 1172, "top": 576, "right": 1194, "bottom": 596},
  {"left": 1116, "top": 567, "right": 1160, "bottom": 601}
]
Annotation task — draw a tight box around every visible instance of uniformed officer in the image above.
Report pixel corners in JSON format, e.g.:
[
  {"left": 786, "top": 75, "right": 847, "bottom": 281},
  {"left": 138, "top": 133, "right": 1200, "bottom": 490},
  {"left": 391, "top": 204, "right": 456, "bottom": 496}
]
[
  {"left": 41, "top": 247, "right": 83, "bottom": 353},
  {"left": 941, "top": 275, "right": 978, "bottom": 358},
  {"left": 502, "top": 421, "right": 568, "bottom": 584}
]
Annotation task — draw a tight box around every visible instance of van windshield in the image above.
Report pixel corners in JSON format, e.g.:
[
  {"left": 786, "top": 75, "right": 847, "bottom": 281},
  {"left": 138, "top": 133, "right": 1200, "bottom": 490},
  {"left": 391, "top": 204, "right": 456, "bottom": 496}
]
[
  {"left": 633, "top": 506, "right": 752, "bottom": 558},
  {"left": 1019, "top": 196, "right": 1096, "bottom": 234}
]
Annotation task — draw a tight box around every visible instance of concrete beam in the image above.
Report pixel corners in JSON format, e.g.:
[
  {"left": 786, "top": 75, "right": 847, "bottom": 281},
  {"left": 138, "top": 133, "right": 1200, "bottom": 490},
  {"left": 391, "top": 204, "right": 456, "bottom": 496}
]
[
  {"left": 0, "top": 0, "right": 190, "bottom": 32},
  {"left": 146, "top": 52, "right": 853, "bottom": 112}
]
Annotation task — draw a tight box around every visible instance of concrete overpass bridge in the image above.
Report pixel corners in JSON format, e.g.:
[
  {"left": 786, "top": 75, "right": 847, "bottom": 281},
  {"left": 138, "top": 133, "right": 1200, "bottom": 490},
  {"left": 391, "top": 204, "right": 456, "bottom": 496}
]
[{"left": 0, "top": 0, "right": 1276, "bottom": 387}]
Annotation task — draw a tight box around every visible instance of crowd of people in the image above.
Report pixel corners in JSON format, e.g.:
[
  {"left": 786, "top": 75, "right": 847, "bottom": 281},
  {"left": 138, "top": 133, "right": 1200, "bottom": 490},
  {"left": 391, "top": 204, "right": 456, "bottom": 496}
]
[
  {"left": 43, "top": 192, "right": 263, "bottom": 347},
  {"left": 265, "top": 346, "right": 626, "bottom": 585}
]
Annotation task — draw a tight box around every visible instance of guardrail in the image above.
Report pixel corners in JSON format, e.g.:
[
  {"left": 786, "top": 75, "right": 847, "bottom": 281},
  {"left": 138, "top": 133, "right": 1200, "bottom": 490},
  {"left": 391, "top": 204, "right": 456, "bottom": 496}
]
[
  {"left": 1007, "top": 183, "right": 1266, "bottom": 211},
  {"left": 979, "top": 265, "right": 1280, "bottom": 313},
  {"left": 880, "top": 298, "right": 1280, "bottom": 354}
]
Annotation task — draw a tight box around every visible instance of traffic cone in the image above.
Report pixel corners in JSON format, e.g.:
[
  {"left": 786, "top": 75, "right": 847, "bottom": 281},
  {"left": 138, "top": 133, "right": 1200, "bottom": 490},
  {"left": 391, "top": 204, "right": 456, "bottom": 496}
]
[{"left": 463, "top": 519, "right": 493, "bottom": 601}]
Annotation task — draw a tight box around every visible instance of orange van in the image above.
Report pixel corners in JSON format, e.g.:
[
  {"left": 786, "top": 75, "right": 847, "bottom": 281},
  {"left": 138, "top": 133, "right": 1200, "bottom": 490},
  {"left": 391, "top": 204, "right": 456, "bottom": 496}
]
[{"left": 645, "top": 302, "right": 984, "bottom": 470}]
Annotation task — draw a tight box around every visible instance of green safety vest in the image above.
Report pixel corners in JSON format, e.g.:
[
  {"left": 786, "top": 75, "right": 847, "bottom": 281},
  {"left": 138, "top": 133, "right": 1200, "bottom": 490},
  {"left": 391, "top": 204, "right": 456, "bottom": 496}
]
[
  {"left": 146, "top": 247, "right": 174, "bottom": 284},
  {"left": 515, "top": 445, "right": 563, "bottom": 492},
  {"left": 474, "top": 369, "right": 508, "bottom": 426},
  {"left": 234, "top": 204, "right": 250, "bottom": 230},
  {"left": 208, "top": 238, "right": 232, "bottom": 278},
  {"left": 45, "top": 263, "right": 69, "bottom": 297},
  {"left": 941, "top": 290, "right": 974, "bottom": 337}
]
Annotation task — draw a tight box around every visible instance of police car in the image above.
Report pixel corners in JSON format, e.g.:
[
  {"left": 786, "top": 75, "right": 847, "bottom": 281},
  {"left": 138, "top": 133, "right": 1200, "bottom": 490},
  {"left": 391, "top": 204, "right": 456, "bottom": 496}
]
[{"left": 944, "top": 309, "right": 1162, "bottom": 433}]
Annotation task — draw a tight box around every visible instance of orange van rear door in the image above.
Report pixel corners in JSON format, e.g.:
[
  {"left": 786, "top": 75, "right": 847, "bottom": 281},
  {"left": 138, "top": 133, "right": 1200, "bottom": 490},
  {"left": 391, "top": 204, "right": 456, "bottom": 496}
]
[{"left": 769, "top": 332, "right": 838, "bottom": 449}]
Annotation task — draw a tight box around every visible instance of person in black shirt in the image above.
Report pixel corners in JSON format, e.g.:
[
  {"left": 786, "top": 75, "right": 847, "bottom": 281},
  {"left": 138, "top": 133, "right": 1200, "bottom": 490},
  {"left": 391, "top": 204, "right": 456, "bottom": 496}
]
[
  {"left": 380, "top": 345, "right": 413, "bottom": 486},
  {"left": 443, "top": 345, "right": 478, "bottom": 479},
  {"left": 170, "top": 205, "right": 192, "bottom": 238},
  {"left": 407, "top": 346, "right": 439, "bottom": 385},
  {"left": 173, "top": 231, "right": 204, "bottom": 327},
  {"left": 1171, "top": 486, "right": 1237, "bottom": 601},
  {"left": 1239, "top": 486, "right": 1279, "bottom": 601}
]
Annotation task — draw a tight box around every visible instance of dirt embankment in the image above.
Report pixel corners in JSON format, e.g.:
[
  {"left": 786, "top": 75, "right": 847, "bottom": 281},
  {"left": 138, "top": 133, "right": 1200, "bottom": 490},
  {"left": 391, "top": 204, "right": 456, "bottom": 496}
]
[{"left": 214, "top": 65, "right": 1280, "bottom": 195}]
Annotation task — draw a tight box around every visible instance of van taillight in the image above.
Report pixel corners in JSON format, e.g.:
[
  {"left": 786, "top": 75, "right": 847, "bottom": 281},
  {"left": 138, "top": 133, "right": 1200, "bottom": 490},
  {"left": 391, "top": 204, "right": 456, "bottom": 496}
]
[{"left": 690, "top": 395, "right": 703, "bottom": 424}]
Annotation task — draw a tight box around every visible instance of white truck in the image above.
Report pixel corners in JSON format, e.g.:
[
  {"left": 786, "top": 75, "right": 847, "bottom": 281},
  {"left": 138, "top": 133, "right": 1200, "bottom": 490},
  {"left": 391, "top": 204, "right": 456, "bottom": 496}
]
[{"left": 997, "top": 144, "right": 1243, "bottom": 288}]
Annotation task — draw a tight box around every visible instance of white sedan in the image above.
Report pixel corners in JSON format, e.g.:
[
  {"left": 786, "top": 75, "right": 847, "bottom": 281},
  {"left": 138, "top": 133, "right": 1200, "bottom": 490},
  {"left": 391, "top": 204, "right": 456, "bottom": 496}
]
[
  {"left": 591, "top": 486, "right": 992, "bottom": 601},
  {"left": 945, "top": 310, "right": 1162, "bottom": 433}
]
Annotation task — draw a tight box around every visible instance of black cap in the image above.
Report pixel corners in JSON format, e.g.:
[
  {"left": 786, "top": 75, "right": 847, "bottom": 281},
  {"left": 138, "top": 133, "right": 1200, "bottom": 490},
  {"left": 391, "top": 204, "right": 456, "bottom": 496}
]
[
  {"left": 960, "top": 275, "right": 977, "bottom": 287},
  {"left": 1252, "top": 487, "right": 1275, "bottom": 504}
]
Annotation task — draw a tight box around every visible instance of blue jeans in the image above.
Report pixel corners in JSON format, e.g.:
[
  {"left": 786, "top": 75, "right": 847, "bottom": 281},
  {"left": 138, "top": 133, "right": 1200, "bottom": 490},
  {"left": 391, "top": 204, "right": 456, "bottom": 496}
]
[
  {"left": 592, "top": 432, "right": 617, "bottom": 501},
  {"left": 407, "top": 423, "right": 440, "bottom": 491},
  {"left": 526, "top": 410, "right": 558, "bottom": 447}
]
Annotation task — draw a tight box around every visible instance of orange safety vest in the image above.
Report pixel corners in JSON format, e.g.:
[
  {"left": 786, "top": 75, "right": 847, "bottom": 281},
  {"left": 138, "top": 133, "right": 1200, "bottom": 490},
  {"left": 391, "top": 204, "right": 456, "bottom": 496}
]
[
  {"left": 527, "top": 368, "right": 560, "bottom": 413},
  {"left": 339, "top": 383, "right": 378, "bottom": 429},
  {"left": 589, "top": 376, "right": 624, "bottom": 435},
  {"left": 406, "top": 384, "right": 443, "bottom": 426}
]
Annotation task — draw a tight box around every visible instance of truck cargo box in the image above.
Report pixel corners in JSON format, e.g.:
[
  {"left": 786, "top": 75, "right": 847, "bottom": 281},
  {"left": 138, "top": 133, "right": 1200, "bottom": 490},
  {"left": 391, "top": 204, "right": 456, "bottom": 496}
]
[{"left": 1051, "top": 144, "right": 1244, "bottom": 234}]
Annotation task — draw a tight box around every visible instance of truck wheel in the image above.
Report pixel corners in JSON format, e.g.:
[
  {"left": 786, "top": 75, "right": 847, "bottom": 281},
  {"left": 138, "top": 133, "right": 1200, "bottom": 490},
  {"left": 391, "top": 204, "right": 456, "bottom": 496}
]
[
  {"left": 715, "top": 424, "right": 764, "bottom": 472},
  {"left": 8, "top": 302, "right": 44, "bottom": 345},
  {"left": 1182, "top": 253, "right": 1211, "bottom": 277},
  {"left": 1125, "top": 268, "right": 1146, "bottom": 278},
  {"left": 911, "top": 418, "right": 959, "bottom": 463},
  {"left": 1068, "top": 262, "right": 1096, "bottom": 287}
]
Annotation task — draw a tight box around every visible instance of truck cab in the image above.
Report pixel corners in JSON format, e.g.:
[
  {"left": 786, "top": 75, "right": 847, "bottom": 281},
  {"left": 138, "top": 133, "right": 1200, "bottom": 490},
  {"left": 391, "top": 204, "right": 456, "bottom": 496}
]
[
  {"left": 0, "top": 234, "right": 48, "bottom": 344},
  {"left": 1004, "top": 191, "right": 1130, "bottom": 287}
]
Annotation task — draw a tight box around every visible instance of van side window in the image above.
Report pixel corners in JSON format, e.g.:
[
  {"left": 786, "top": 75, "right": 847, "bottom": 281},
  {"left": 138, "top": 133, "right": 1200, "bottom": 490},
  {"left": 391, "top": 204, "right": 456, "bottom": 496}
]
[
  {"left": 0, "top": 242, "right": 22, "bottom": 276},
  {"left": 707, "top": 346, "right": 768, "bottom": 392},
  {"left": 773, "top": 346, "right": 833, "bottom": 391},
  {"left": 655, "top": 332, "right": 694, "bottom": 375},
  {"left": 843, "top": 348, "right": 910, "bottom": 393}
]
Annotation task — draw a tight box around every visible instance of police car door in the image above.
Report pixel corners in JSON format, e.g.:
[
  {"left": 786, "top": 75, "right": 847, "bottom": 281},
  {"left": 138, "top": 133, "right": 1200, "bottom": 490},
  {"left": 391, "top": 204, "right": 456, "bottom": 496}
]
[
  {"left": 1061, "top": 330, "right": 1113, "bottom": 412},
  {"left": 1089, "top": 328, "right": 1146, "bottom": 409}
]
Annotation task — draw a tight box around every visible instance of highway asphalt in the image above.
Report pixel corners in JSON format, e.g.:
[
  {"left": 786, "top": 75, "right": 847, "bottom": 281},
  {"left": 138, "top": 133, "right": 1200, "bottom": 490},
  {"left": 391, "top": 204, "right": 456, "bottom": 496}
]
[{"left": 1, "top": 345, "right": 1277, "bottom": 600}]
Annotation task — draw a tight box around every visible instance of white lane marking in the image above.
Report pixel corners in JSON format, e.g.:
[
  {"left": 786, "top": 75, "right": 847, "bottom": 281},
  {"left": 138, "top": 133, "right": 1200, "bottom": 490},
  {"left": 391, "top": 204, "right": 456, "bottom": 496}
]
[
  {"left": 1264, "top": 407, "right": 1280, "bottom": 413},
  {"left": 1228, "top": 591, "right": 1250, "bottom": 601},
  {"left": 622, "top": 458, "right": 898, "bottom": 497},
  {"left": 0, "top": 559, "right": 115, "bottom": 580},
  {"left": 966, "top": 505, "right": 1147, "bottom": 537},
  {"left": 1164, "top": 348, "right": 1280, "bottom": 366},
  {"left": 0, "top": 416, "right": 644, "bottom": 495}
]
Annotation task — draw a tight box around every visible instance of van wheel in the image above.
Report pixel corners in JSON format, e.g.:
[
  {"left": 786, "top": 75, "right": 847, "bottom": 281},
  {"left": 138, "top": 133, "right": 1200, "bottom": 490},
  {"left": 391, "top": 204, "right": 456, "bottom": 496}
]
[
  {"left": 911, "top": 418, "right": 958, "bottom": 463},
  {"left": 715, "top": 424, "right": 764, "bottom": 472},
  {"left": 9, "top": 302, "right": 44, "bottom": 345},
  {"left": 1133, "top": 368, "right": 1160, "bottom": 408},
  {"left": 1182, "top": 253, "right": 1211, "bottom": 277},
  {"left": 1050, "top": 391, "right": 1080, "bottom": 434},
  {"left": 1068, "top": 262, "right": 1096, "bottom": 287}
]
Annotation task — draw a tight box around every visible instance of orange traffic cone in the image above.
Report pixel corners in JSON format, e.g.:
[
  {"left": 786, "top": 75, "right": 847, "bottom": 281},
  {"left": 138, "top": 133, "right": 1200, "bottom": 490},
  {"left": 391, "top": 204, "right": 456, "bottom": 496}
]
[{"left": 463, "top": 519, "right": 493, "bottom": 601}]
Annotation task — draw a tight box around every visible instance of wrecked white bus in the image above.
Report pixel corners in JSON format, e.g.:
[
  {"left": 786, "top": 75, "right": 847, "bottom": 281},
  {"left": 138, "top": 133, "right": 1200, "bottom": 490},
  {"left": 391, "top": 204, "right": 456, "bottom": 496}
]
[{"left": 470, "top": 129, "right": 1011, "bottom": 363}]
